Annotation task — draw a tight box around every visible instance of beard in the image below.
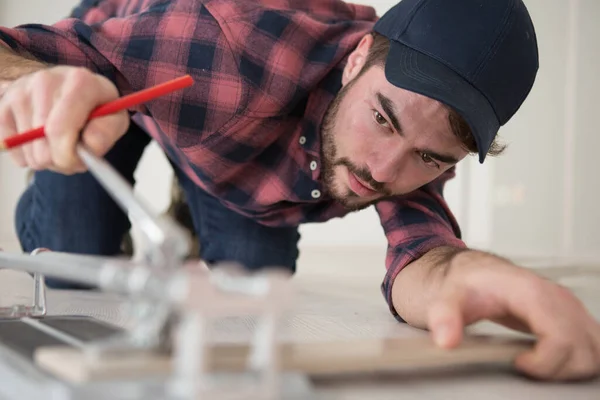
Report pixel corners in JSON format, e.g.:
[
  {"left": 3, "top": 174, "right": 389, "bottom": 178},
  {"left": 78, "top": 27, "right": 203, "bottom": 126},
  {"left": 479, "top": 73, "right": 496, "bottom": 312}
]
[{"left": 319, "top": 77, "right": 394, "bottom": 211}]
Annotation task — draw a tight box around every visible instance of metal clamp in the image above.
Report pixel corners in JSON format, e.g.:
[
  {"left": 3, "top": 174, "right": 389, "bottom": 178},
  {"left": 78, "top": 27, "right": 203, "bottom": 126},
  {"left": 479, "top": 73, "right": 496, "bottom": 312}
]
[
  {"left": 169, "top": 264, "right": 293, "bottom": 400},
  {"left": 0, "top": 145, "right": 188, "bottom": 340},
  {"left": 73, "top": 144, "right": 190, "bottom": 352},
  {"left": 76, "top": 145, "right": 191, "bottom": 270},
  {"left": 0, "top": 247, "right": 47, "bottom": 319},
  {"left": 0, "top": 144, "right": 295, "bottom": 399}
]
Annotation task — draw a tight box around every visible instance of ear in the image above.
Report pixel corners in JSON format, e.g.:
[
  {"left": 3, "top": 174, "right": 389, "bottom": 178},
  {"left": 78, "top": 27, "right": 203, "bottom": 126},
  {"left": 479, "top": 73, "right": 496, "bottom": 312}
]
[{"left": 342, "top": 34, "right": 374, "bottom": 86}]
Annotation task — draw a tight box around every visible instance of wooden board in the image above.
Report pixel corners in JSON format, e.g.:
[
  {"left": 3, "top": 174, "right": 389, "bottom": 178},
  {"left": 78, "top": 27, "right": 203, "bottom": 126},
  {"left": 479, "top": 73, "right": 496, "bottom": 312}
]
[{"left": 34, "top": 335, "right": 534, "bottom": 383}]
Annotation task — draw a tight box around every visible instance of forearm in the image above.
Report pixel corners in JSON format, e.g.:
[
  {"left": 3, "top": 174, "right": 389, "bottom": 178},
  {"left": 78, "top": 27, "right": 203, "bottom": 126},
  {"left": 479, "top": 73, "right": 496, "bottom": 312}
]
[
  {"left": 0, "top": 45, "right": 48, "bottom": 81},
  {"left": 390, "top": 246, "right": 469, "bottom": 329}
]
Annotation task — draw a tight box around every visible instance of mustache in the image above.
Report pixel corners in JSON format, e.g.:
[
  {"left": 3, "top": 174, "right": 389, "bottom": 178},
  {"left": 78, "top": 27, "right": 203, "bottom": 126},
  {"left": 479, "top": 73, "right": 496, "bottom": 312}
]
[{"left": 334, "top": 158, "right": 389, "bottom": 195}]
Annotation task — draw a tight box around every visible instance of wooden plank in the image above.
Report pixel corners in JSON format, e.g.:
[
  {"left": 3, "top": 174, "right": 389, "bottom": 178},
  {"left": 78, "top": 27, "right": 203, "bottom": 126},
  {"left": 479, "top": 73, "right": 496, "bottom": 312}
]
[{"left": 34, "top": 335, "right": 534, "bottom": 383}]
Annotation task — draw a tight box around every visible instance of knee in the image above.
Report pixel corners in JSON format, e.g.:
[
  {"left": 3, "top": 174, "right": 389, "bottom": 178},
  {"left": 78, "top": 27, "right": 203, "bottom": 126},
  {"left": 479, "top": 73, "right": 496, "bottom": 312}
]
[
  {"left": 14, "top": 183, "right": 36, "bottom": 251},
  {"left": 14, "top": 171, "right": 129, "bottom": 255},
  {"left": 201, "top": 231, "right": 300, "bottom": 274}
]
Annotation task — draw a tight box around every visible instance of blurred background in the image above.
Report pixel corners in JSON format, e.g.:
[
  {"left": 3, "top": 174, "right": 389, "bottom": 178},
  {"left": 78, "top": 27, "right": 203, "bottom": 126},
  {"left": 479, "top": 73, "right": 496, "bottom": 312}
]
[{"left": 0, "top": 0, "right": 598, "bottom": 266}]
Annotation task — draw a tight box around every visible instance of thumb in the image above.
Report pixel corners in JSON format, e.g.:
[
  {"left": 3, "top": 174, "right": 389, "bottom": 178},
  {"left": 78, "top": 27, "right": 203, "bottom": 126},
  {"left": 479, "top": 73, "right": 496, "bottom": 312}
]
[{"left": 427, "top": 289, "right": 466, "bottom": 349}]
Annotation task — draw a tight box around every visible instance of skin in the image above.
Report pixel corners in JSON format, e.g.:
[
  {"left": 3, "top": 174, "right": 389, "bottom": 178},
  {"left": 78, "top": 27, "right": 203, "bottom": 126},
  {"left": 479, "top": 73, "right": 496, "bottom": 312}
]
[
  {"left": 0, "top": 50, "right": 129, "bottom": 174},
  {"left": 320, "top": 34, "right": 468, "bottom": 210},
  {"left": 0, "top": 35, "right": 599, "bottom": 381},
  {"left": 319, "top": 33, "right": 600, "bottom": 381}
]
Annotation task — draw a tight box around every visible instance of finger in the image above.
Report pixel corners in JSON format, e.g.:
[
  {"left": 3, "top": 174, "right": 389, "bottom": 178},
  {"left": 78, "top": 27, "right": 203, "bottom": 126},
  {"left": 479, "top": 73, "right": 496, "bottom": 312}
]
[
  {"left": 30, "top": 80, "right": 55, "bottom": 170},
  {"left": 526, "top": 335, "right": 598, "bottom": 382},
  {"left": 45, "top": 68, "right": 119, "bottom": 173},
  {"left": 10, "top": 90, "right": 38, "bottom": 169},
  {"left": 558, "top": 336, "right": 600, "bottom": 381},
  {"left": 491, "top": 274, "right": 561, "bottom": 338},
  {"left": 514, "top": 336, "right": 572, "bottom": 380},
  {"left": 427, "top": 288, "right": 466, "bottom": 349},
  {"left": 558, "top": 328, "right": 600, "bottom": 381},
  {"left": 0, "top": 108, "right": 26, "bottom": 167},
  {"left": 81, "top": 111, "right": 129, "bottom": 157}
]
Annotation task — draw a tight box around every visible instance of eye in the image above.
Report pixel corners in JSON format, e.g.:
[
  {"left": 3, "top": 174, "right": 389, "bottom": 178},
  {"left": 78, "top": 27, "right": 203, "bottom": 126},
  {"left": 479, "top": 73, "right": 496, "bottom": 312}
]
[
  {"left": 373, "top": 110, "right": 390, "bottom": 128},
  {"left": 419, "top": 152, "right": 440, "bottom": 169}
]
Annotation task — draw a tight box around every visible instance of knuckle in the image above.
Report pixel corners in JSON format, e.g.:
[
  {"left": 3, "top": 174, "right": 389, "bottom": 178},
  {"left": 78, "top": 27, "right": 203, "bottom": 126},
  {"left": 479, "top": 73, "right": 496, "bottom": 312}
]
[
  {"left": 8, "top": 89, "right": 28, "bottom": 109},
  {"left": 61, "top": 68, "right": 111, "bottom": 107},
  {"left": 29, "top": 69, "right": 52, "bottom": 88},
  {"left": 67, "top": 67, "right": 94, "bottom": 88}
]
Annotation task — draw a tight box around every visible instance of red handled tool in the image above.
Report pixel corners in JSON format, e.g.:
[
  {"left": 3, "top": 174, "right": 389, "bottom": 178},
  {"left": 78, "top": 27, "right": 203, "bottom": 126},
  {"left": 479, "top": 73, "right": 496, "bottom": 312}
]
[{"left": 0, "top": 74, "right": 194, "bottom": 150}]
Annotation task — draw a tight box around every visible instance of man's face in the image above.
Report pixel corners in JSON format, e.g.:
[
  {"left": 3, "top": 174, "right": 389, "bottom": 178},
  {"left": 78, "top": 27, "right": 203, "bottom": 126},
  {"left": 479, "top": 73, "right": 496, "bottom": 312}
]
[{"left": 320, "top": 35, "right": 469, "bottom": 211}]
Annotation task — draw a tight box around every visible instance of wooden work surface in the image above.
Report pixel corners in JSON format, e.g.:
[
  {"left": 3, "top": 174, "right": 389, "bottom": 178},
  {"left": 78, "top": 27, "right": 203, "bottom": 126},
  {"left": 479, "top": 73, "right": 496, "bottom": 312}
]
[{"left": 1, "top": 247, "right": 600, "bottom": 399}]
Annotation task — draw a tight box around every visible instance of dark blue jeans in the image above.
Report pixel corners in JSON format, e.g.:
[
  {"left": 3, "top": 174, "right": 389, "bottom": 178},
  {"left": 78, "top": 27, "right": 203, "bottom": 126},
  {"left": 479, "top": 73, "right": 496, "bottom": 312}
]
[{"left": 14, "top": 123, "right": 300, "bottom": 289}]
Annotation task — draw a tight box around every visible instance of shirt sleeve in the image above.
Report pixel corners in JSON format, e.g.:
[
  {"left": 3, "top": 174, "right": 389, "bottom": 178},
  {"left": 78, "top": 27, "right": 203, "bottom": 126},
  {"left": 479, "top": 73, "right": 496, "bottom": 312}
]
[
  {"left": 0, "top": 1, "right": 246, "bottom": 143},
  {"left": 375, "top": 166, "right": 467, "bottom": 322}
]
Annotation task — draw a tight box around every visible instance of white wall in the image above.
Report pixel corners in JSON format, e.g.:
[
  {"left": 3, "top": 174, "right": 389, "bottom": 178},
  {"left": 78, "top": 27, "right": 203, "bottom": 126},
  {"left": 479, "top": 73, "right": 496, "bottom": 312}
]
[
  {"left": 486, "top": 0, "right": 600, "bottom": 260},
  {"left": 0, "top": 1, "right": 598, "bottom": 262}
]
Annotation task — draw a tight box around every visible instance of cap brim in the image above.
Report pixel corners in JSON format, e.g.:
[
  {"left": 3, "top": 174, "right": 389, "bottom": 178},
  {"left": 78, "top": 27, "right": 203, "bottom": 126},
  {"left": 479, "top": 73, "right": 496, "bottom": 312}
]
[{"left": 383, "top": 40, "right": 500, "bottom": 163}]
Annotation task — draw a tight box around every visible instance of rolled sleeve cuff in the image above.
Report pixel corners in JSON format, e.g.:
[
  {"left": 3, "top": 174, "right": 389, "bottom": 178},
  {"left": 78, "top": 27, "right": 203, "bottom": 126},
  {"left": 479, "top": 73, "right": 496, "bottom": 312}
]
[{"left": 381, "top": 235, "right": 466, "bottom": 323}]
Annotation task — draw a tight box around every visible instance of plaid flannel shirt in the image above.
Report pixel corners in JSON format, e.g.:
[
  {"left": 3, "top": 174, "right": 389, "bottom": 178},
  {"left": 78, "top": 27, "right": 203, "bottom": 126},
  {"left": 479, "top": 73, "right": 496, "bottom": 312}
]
[{"left": 0, "top": 0, "right": 466, "bottom": 321}]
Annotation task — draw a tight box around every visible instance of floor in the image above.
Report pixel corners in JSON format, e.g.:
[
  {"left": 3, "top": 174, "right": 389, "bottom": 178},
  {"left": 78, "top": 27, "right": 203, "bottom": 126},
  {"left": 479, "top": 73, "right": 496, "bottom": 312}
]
[{"left": 0, "top": 246, "right": 599, "bottom": 399}]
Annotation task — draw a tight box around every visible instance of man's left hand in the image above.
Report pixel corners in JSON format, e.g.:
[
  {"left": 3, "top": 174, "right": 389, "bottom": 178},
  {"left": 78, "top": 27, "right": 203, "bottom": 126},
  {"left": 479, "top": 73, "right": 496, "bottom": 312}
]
[{"left": 426, "top": 251, "right": 600, "bottom": 381}]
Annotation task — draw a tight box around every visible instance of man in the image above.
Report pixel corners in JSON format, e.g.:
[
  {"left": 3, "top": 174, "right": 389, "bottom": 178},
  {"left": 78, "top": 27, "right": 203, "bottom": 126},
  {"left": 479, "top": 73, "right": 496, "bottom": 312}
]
[{"left": 0, "top": 0, "right": 598, "bottom": 382}]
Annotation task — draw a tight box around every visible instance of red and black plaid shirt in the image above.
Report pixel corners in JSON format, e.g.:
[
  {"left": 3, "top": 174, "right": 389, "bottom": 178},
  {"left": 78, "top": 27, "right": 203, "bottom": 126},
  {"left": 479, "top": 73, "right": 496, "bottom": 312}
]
[{"left": 0, "top": 0, "right": 466, "bottom": 321}]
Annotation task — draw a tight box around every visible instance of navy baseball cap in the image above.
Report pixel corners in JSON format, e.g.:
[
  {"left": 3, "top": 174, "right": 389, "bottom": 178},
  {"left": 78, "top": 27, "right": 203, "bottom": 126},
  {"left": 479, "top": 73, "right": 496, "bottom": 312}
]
[{"left": 373, "top": 0, "right": 539, "bottom": 163}]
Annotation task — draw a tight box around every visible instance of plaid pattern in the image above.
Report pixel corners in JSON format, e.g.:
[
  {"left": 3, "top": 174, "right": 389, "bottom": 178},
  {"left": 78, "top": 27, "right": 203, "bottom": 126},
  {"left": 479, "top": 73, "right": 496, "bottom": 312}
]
[{"left": 0, "top": 0, "right": 466, "bottom": 321}]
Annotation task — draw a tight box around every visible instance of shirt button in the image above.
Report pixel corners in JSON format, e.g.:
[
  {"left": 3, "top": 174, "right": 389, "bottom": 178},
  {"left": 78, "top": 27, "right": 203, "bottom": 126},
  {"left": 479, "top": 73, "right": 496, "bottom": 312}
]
[
  {"left": 299, "top": 136, "right": 306, "bottom": 145},
  {"left": 310, "top": 160, "right": 318, "bottom": 171},
  {"left": 311, "top": 189, "right": 321, "bottom": 199}
]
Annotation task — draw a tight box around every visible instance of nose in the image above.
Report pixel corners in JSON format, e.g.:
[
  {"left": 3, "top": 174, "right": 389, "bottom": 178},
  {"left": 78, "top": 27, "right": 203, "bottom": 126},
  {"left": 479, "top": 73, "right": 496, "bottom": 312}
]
[{"left": 366, "top": 143, "right": 407, "bottom": 183}]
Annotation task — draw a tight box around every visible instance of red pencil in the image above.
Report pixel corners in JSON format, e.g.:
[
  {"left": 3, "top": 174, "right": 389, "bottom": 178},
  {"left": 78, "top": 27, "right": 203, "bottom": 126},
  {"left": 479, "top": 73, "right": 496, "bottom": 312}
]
[{"left": 0, "top": 75, "right": 194, "bottom": 150}]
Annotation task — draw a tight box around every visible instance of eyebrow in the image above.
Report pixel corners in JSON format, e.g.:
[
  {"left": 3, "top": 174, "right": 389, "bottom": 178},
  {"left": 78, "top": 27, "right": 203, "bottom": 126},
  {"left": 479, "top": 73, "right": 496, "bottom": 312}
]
[
  {"left": 423, "top": 149, "right": 460, "bottom": 164},
  {"left": 376, "top": 92, "right": 402, "bottom": 133},
  {"left": 375, "top": 91, "right": 460, "bottom": 165}
]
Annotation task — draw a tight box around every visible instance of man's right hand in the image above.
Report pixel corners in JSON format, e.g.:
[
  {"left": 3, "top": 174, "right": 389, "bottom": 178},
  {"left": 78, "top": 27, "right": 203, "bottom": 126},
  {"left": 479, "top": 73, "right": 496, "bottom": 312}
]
[{"left": 0, "top": 66, "right": 129, "bottom": 174}]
